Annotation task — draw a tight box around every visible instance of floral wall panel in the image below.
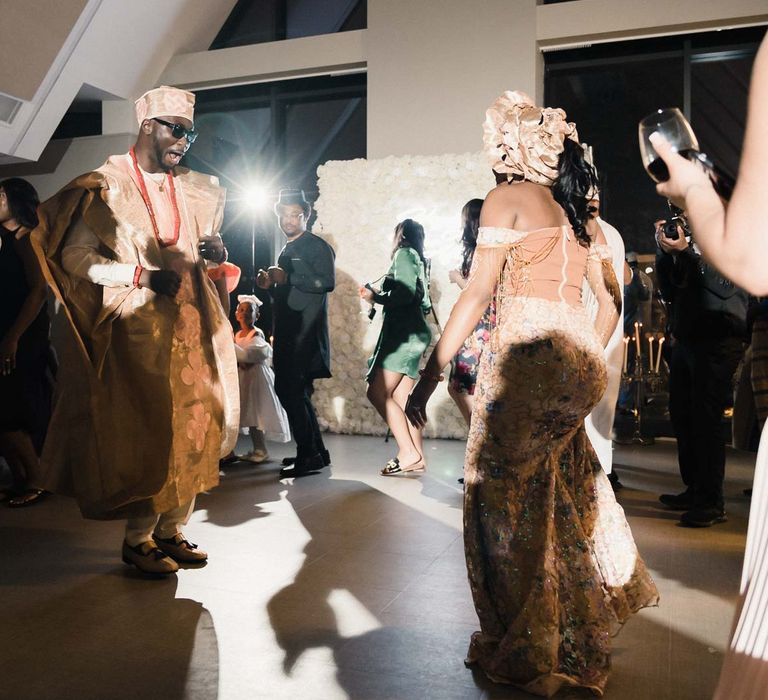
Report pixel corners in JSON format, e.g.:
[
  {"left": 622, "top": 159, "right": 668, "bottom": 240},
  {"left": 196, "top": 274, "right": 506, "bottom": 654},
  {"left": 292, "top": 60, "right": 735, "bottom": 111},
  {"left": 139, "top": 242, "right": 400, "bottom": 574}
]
[{"left": 313, "top": 152, "right": 495, "bottom": 439}]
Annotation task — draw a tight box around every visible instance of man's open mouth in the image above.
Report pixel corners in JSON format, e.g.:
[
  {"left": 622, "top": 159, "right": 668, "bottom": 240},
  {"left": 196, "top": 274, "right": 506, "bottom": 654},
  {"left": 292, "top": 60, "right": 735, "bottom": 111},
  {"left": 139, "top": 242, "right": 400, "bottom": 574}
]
[{"left": 166, "top": 150, "right": 185, "bottom": 165}]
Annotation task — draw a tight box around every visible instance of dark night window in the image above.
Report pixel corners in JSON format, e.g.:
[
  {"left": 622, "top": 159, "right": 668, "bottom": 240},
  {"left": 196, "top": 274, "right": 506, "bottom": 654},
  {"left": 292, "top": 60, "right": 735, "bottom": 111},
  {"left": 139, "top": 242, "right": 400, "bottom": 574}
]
[
  {"left": 183, "top": 73, "right": 366, "bottom": 309},
  {"left": 545, "top": 27, "right": 763, "bottom": 254},
  {"left": 210, "top": 0, "right": 366, "bottom": 49}
]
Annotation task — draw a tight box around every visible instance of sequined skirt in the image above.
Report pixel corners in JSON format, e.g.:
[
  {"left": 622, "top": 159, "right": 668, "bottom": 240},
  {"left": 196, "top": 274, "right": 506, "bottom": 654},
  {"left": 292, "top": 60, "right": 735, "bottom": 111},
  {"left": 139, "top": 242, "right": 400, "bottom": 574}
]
[{"left": 463, "top": 297, "right": 659, "bottom": 697}]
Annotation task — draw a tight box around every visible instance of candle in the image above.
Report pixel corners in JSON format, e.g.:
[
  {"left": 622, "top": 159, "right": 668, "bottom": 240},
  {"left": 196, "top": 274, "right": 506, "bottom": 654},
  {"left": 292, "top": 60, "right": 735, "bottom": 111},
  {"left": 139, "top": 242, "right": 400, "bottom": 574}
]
[
  {"left": 655, "top": 336, "right": 665, "bottom": 373},
  {"left": 647, "top": 335, "right": 654, "bottom": 373},
  {"left": 622, "top": 336, "right": 629, "bottom": 374},
  {"left": 634, "top": 321, "right": 642, "bottom": 360}
]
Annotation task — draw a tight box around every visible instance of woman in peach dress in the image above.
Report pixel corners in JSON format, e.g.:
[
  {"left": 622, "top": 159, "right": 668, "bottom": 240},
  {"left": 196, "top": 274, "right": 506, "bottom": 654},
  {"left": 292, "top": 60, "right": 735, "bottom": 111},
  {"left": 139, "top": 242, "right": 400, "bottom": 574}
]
[{"left": 407, "top": 92, "right": 658, "bottom": 697}]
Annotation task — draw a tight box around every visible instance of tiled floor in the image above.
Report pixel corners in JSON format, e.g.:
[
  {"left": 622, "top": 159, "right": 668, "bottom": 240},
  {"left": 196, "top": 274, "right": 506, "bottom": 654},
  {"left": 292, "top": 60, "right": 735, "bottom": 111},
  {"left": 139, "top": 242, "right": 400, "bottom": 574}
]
[{"left": 0, "top": 434, "right": 756, "bottom": 700}]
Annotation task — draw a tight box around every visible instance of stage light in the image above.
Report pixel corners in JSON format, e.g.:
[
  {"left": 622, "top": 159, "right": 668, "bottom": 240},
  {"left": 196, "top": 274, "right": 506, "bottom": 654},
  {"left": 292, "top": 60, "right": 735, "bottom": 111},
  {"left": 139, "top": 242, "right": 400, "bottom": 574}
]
[{"left": 242, "top": 182, "right": 270, "bottom": 212}]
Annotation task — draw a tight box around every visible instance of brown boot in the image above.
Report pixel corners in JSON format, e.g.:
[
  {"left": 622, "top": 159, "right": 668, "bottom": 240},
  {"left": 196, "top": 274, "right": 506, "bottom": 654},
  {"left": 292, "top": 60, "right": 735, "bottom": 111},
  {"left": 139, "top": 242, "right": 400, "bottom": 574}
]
[
  {"left": 121, "top": 540, "right": 179, "bottom": 575},
  {"left": 153, "top": 533, "right": 208, "bottom": 563}
]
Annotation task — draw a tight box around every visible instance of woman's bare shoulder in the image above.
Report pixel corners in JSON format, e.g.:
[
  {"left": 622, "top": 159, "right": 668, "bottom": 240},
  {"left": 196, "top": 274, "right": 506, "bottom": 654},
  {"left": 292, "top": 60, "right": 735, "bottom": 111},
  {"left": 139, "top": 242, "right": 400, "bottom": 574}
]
[{"left": 481, "top": 182, "right": 557, "bottom": 229}]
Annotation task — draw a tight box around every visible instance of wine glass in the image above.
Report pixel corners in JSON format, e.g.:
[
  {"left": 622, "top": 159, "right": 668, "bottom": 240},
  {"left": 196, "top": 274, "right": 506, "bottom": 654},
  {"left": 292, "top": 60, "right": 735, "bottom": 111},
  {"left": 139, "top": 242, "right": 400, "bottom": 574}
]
[
  {"left": 639, "top": 108, "right": 736, "bottom": 200},
  {"left": 638, "top": 108, "right": 699, "bottom": 183}
]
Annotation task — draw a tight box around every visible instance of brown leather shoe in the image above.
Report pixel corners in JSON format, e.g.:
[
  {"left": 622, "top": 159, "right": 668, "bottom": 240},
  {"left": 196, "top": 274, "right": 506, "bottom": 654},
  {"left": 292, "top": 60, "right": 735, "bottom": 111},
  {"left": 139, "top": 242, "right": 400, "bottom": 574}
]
[
  {"left": 121, "top": 540, "right": 179, "bottom": 575},
  {"left": 153, "top": 533, "right": 208, "bottom": 563}
]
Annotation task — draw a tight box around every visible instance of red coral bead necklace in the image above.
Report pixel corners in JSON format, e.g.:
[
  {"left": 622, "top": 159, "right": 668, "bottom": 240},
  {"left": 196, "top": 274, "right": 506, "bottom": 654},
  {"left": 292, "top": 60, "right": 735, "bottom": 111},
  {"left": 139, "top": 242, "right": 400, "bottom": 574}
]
[{"left": 130, "top": 145, "right": 180, "bottom": 247}]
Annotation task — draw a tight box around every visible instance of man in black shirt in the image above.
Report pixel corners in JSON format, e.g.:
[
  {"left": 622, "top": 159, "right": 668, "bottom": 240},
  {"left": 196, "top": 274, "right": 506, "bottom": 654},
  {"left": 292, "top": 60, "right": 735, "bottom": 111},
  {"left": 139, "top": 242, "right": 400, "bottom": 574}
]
[
  {"left": 656, "top": 218, "right": 747, "bottom": 527},
  {"left": 257, "top": 190, "right": 335, "bottom": 477}
]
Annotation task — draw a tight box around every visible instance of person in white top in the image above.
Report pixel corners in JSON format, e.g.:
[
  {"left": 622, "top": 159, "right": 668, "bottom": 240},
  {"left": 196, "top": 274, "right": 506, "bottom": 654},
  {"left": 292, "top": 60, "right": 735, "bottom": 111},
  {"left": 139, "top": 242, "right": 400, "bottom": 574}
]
[
  {"left": 583, "top": 193, "right": 626, "bottom": 480},
  {"left": 233, "top": 295, "right": 290, "bottom": 463}
]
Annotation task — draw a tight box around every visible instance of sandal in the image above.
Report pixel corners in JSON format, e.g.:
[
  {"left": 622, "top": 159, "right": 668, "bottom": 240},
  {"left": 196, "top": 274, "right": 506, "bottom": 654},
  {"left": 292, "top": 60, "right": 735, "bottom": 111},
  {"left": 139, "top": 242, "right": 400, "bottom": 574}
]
[
  {"left": 380, "top": 458, "right": 426, "bottom": 476},
  {"left": 8, "top": 488, "right": 46, "bottom": 508}
]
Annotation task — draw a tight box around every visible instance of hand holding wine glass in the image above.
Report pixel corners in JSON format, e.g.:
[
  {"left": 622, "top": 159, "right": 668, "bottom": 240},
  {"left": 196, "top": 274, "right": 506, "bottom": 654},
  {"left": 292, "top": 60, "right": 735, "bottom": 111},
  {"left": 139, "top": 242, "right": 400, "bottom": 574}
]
[
  {"left": 638, "top": 108, "right": 699, "bottom": 184},
  {"left": 638, "top": 107, "right": 735, "bottom": 201},
  {"left": 648, "top": 132, "right": 713, "bottom": 210}
]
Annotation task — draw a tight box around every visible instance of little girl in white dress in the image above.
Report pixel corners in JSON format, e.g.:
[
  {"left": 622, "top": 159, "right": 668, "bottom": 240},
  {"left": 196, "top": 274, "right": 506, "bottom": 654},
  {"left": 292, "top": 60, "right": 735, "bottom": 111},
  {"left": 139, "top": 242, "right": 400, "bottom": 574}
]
[{"left": 234, "top": 295, "right": 291, "bottom": 462}]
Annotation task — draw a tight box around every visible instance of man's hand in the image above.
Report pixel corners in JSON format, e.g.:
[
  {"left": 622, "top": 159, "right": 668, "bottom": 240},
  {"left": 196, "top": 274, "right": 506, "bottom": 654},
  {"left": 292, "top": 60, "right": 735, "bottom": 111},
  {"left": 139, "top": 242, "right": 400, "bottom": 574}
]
[
  {"left": 147, "top": 269, "right": 182, "bottom": 297},
  {"left": 198, "top": 235, "right": 226, "bottom": 263},
  {"left": 255, "top": 269, "right": 272, "bottom": 289},
  {"left": 267, "top": 266, "right": 287, "bottom": 285},
  {"left": 655, "top": 220, "right": 689, "bottom": 255}
]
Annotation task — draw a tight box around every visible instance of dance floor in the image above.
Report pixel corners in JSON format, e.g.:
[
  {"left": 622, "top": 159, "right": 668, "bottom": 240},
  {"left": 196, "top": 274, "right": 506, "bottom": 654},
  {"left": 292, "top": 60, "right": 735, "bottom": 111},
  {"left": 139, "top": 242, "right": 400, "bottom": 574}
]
[{"left": 0, "top": 434, "right": 755, "bottom": 699}]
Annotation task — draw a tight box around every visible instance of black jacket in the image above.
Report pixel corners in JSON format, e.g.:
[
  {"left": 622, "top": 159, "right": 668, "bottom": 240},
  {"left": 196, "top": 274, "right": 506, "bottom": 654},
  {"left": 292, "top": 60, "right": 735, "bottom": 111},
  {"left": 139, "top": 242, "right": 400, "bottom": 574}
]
[
  {"left": 272, "top": 231, "right": 336, "bottom": 379},
  {"left": 656, "top": 245, "right": 748, "bottom": 342}
]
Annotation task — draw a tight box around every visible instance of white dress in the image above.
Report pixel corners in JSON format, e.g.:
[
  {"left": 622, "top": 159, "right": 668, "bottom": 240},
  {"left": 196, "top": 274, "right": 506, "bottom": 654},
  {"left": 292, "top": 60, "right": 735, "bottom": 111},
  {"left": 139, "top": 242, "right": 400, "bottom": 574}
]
[
  {"left": 583, "top": 217, "right": 625, "bottom": 474},
  {"left": 714, "top": 422, "right": 768, "bottom": 699},
  {"left": 234, "top": 329, "right": 291, "bottom": 443}
]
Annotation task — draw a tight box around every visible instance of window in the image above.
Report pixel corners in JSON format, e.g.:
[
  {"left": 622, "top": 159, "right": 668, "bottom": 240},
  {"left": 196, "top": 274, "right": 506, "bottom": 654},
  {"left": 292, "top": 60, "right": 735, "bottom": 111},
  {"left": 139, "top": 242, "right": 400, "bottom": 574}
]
[
  {"left": 545, "top": 27, "right": 763, "bottom": 254},
  {"left": 210, "top": 0, "right": 366, "bottom": 49},
  {"left": 183, "top": 73, "right": 366, "bottom": 306}
]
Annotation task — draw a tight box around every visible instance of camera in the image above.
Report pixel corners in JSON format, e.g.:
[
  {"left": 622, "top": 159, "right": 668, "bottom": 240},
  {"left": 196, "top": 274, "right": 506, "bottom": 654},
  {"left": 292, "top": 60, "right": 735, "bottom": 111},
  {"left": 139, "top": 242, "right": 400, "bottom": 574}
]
[
  {"left": 659, "top": 204, "right": 690, "bottom": 241},
  {"left": 661, "top": 216, "right": 686, "bottom": 240},
  {"left": 364, "top": 283, "right": 377, "bottom": 321}
]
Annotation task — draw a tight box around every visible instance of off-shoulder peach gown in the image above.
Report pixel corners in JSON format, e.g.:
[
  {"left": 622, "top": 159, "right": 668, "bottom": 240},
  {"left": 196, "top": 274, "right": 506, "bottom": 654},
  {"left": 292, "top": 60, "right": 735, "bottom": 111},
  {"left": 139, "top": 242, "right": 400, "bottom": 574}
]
[{"left": 463, "top": 225, "right": 659, "bottom": 697}]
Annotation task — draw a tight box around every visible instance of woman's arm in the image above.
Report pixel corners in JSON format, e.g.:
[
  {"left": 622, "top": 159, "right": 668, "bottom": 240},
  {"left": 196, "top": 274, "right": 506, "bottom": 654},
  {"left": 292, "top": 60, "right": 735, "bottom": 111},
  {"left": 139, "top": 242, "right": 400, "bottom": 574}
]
[
  {"left": 236, "top": 332, "right": 272, "bottom": 364},
  {"left": 372, "top": 248, "right": 422, "bottom": 307},
  {"left": 585, "top": 227, "right": 620, "bottom": 347},
  {"left": 448, "top": 268, "right": 468, "bottom": 289},
  {"left": 653, "top": 35, "right": 768, "bottom": 294},
  {"left": 406, "top": 192, "right": 512, "bottom": 427},
  {"left": 0, "top": 234, "right": 47, "bottom": 374}
]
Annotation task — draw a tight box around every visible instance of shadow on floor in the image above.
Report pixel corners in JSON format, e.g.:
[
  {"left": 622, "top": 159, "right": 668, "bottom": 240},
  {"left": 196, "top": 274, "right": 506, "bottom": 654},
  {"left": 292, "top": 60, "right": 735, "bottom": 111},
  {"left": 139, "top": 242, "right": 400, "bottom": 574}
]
[{"left": 2, "top": 572, "right": 218, "bottom": 700}]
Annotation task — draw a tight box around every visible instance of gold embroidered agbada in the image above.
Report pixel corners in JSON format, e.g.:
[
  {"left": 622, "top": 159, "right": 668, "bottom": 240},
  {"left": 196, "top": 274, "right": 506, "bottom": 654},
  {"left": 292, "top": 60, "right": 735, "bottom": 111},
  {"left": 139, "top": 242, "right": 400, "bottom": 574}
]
[{"left": 32, "top": 154, "right": 239, "bottom": 519}]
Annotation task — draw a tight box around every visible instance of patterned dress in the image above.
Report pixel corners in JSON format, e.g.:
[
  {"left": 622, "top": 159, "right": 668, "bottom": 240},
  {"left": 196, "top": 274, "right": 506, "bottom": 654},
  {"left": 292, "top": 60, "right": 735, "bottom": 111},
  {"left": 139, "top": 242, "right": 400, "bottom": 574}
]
[
  {"left": 464, "top": 225, "right": 658, "bottom": 696},
  {"left": 449, "top": 295, "right": 495, "bottom": 395}
]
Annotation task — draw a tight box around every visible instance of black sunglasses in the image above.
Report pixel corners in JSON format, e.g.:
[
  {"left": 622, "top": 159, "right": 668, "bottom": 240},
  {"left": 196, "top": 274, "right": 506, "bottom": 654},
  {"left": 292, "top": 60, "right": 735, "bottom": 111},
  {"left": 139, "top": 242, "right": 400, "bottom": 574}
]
[{"left": 152, "top": 117, "right": 198, "bottom": 144}]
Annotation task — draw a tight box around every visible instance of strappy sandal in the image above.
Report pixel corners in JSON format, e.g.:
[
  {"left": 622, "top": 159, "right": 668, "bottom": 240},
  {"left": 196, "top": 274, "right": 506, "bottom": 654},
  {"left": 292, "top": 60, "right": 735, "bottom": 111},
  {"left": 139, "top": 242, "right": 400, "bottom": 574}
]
[
  {"left": 380, "top": 458, "right": 426, "bottom": 476},
  {"left": 8, "top": 488, "right": 46, "bottom": 508}
]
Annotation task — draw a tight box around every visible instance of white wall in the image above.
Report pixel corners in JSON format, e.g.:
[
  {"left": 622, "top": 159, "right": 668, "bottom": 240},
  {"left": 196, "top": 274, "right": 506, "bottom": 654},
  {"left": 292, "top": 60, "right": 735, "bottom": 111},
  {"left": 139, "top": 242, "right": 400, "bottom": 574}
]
[
  {"left": 0, "top": 0, "right": 237, "bottom": 163},
  {"left": 160, "top": 29, "right": 366, "bottom": 90},
  {"left": 367, "top": 0, "right": 538, "bottom": 158},
  {"left": 2, "top": 134, "right": 132, "bottom": 201},
  {"left": 538, "top": 0, "right": 768, "bottom": 48}
]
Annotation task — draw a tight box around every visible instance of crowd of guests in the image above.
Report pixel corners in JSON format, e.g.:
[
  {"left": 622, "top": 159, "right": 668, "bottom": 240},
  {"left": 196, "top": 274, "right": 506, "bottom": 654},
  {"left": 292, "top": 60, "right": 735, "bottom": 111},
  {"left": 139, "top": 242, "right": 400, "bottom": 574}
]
[{"left": 2, "top": 33, "right": 767, "bottom": 696}]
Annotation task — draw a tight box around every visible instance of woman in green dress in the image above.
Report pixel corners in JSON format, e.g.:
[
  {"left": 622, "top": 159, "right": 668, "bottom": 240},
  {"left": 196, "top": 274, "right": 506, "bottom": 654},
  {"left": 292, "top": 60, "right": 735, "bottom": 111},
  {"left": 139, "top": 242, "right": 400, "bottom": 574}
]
[{"left": 362, "top": 219, "right": 432, "bottom": 476}]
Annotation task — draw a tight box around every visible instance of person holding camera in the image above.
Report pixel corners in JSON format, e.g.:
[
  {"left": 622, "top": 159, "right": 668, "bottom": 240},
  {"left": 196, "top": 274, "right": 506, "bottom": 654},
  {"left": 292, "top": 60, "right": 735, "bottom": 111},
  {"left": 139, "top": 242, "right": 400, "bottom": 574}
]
[
  {"left": 361, "top": 219, "right": 432, "bottom": 476},
  {"left": 655, "top": 215, "right": 748, "bottom": 527},
  {"left": 649, "top": 34, "right": 767, "bottom": 697}
]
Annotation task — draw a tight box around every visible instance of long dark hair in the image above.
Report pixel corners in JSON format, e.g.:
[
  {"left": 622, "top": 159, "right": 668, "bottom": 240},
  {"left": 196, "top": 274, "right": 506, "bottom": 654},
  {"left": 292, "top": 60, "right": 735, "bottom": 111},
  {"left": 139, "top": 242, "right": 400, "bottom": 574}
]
[
  {"left": 392, "top": 218, "right": 427, "bottom": 264},
  {"left": 459, "top": 198, "right": 483, "bottom": 278},
  {"left": 551, "top": 139, "right": 598, "bottom": 245},
  {"left": 0, "top": 177, "right": 39, "bottom": 230}
]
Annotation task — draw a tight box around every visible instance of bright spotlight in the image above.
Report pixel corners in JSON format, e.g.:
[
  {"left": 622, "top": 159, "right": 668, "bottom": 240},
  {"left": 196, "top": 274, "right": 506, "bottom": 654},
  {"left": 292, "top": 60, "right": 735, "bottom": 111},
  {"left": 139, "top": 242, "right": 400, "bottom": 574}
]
[{"left": 242, "top": 183, "right": 269, "bottom": 212}]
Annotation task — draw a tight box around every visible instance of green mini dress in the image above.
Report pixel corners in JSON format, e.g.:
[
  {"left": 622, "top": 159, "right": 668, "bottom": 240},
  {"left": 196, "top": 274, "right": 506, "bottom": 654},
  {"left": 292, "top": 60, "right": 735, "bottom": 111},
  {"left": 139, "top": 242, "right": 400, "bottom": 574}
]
[{"left": 366, "top": 247, "right": 432, "bottom": 381}]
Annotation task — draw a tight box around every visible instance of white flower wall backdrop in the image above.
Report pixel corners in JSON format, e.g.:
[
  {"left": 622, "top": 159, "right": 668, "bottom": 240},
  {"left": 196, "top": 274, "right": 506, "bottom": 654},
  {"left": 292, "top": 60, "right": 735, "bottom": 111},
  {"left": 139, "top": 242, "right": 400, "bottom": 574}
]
[{"left": 312, "top": 152, "right": 495, "bottom": 439}]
